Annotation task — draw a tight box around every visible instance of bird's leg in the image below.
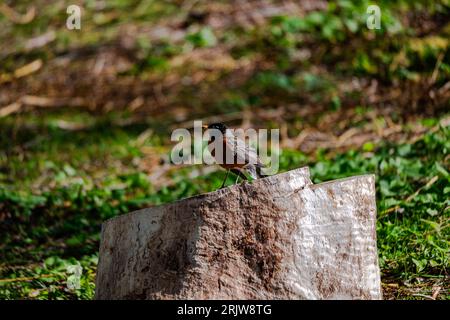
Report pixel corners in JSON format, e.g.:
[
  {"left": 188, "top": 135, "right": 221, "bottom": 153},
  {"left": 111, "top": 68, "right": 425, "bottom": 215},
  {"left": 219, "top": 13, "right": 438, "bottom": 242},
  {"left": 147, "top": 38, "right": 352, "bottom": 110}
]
[
  {"left": 231, "top": 169, "right": 247, "bottom": 184},
  {"left": 220, "top": 170, "right": 229, "bottom": 188}
]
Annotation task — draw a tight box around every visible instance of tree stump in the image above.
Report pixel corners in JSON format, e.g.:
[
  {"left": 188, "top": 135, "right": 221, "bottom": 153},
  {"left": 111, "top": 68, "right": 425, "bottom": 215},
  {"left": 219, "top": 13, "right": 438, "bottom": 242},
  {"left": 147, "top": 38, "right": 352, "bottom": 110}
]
[{"left": 95, "top": 167, "right": 382, "bottom": 299}]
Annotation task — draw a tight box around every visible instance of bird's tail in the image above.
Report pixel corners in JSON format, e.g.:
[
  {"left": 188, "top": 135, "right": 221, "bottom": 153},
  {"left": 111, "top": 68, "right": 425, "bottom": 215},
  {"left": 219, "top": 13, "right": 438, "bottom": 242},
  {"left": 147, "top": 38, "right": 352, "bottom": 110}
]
[{"left": 246, "top": 163, "right": 268, "bottom": 179}]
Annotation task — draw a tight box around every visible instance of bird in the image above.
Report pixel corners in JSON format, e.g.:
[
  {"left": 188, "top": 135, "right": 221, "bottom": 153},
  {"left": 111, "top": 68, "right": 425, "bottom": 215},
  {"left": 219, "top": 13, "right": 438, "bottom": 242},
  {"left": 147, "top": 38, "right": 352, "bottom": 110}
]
[{"left": 203, "top": 122, "right": 267, "bottom": 188}]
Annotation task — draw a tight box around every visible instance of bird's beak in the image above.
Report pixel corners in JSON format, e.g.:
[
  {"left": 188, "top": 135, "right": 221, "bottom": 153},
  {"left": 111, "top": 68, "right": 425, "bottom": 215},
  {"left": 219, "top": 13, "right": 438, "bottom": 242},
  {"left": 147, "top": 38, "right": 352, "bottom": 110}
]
[{"left": 202, "top": 124, "right": 208, "bottom": 129}]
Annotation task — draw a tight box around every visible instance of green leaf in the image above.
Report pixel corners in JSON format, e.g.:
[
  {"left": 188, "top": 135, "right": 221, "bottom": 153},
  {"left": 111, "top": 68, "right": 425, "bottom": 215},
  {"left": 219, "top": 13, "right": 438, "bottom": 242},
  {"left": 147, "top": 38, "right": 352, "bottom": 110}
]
[
  {"left": 421, "top": 219, "right": 440, "bottom": 233},
  {"left": 412, "top": 258, "right": 427, "bottom": 272},
  {"left": 186, "top": 28, "right": 217, "bottom": 48},
  {"left": 44, "top": 257, "right": 56, "bottom": 267},
  {"left": 435, "top": 162, "right": 449, "bottom": 177},
  {"left": 345, "top": 19, "right": 359, "bottom": 33},
  {"left": 363, "top": 142, "right": 375, "bottom": 152},
  {"left": 425, "top": 208, "right": 439, "bottom": 217}
]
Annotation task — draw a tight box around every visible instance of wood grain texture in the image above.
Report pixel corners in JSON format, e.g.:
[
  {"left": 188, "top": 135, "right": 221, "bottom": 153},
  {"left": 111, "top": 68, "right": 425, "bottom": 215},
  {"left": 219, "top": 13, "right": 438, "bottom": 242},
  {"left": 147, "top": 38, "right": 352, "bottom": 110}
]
[{"left": 95, "top": 167, "right": 381, "bottom": 300}]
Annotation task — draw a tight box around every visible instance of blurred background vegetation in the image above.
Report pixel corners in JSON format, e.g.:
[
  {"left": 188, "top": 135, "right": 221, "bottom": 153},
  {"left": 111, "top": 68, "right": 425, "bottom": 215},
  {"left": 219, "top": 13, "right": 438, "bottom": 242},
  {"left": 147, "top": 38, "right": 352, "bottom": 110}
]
[{"left": 0, "top": 0, "right": 449, "bottom": 299}]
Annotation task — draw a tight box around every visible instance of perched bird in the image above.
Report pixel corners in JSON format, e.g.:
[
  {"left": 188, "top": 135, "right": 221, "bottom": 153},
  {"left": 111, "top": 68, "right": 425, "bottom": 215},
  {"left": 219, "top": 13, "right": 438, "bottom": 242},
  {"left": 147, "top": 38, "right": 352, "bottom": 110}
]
[{"left": 203, "top": 122, "right": 267, "bottom": 188}]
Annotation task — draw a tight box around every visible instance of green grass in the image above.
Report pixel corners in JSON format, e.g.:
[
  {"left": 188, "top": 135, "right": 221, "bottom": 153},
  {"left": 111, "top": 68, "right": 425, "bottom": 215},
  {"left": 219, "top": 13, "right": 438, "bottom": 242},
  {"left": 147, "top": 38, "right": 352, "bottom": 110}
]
[
  {"left": 0, "top": 113, "right": 448, "bottom": 299},
  {"left": 0, "top": 0, "right": 449, "bottom": 299}
]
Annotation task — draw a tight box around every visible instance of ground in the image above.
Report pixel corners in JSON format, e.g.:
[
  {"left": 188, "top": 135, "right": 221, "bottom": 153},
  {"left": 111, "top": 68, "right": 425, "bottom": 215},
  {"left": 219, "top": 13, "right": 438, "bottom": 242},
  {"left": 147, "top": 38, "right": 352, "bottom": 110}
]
[{"left": 0, "top": 0, "right": 449, "bottom": 299}]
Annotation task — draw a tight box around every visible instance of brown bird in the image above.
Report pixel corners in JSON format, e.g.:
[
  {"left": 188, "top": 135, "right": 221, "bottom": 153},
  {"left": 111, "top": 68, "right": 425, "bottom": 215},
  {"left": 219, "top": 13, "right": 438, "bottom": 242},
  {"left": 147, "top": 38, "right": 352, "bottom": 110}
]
[{"left": 203, "top": 123, "right": 267, "bottom": 188}]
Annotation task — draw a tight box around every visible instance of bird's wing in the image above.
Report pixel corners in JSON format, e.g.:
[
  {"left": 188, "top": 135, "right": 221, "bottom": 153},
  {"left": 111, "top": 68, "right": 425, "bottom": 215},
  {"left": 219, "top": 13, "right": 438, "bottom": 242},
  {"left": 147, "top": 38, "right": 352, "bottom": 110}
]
[{"left": 224, "top": 132, "right": 262, "bottom": 166}]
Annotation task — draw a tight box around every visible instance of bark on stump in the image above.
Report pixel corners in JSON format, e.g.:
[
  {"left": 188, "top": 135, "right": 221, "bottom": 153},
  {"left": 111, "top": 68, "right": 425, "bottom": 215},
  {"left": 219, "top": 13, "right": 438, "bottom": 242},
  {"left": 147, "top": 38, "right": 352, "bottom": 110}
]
[{"left": 95, "top": 167, "right": 382, "bottom": 299}]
